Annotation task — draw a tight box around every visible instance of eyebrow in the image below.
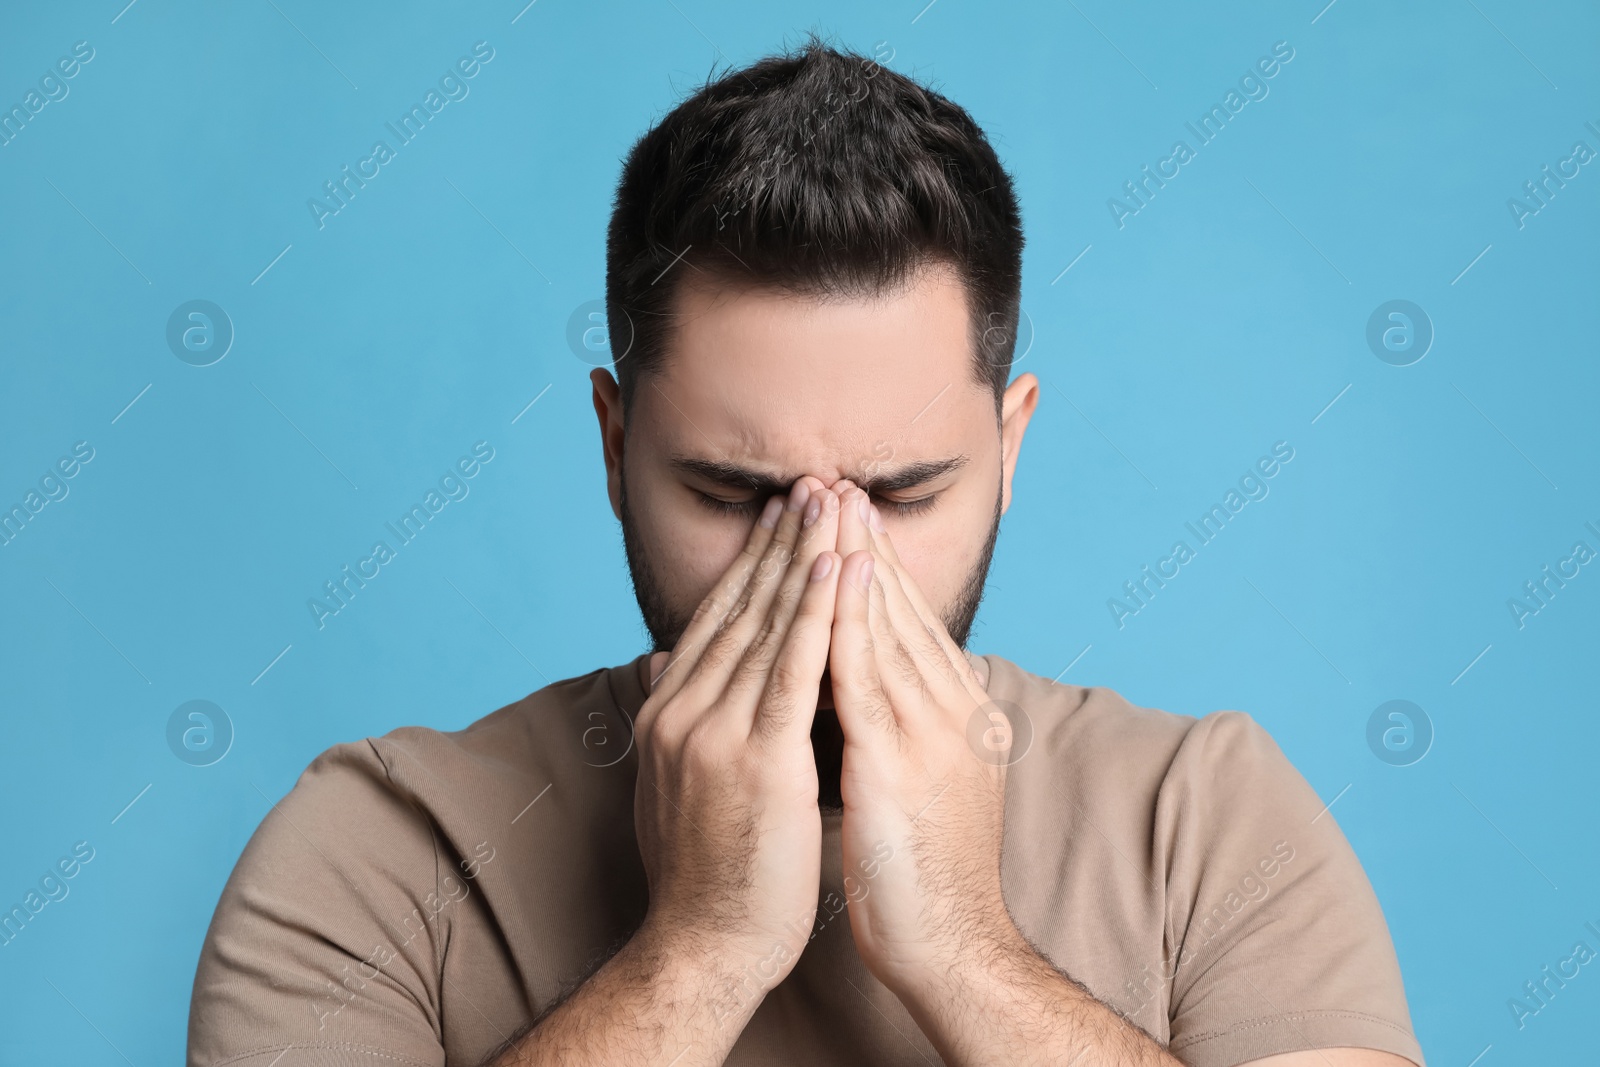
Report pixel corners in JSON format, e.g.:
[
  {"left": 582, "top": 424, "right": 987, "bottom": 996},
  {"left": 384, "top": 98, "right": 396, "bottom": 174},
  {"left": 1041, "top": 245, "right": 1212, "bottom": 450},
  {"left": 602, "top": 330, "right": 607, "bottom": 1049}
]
[{"left": 668, "top": 452, "right": 971, "bottom": 496}]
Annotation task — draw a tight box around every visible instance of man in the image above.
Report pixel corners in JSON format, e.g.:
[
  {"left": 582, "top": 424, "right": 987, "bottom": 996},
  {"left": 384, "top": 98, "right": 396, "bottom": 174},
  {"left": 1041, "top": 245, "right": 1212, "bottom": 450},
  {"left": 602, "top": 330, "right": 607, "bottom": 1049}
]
[{"left": 189, "top": 38, "right": 1426, "bottom": 1067}]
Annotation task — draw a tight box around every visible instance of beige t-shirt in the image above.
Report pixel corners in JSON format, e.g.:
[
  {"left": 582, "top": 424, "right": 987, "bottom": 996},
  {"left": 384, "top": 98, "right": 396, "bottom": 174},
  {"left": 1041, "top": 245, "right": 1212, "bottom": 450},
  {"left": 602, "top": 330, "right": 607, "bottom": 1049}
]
[{"left": 188, "top": 654, "right": 1425, "bottom": 1067}]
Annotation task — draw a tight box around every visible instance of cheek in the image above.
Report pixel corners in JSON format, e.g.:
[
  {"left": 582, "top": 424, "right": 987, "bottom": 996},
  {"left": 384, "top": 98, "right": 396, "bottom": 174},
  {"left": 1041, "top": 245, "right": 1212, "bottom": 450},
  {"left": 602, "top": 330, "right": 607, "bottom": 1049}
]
[
  {"left": 668, "top": 527, "right": 746, "bottom": 603},
  {"left": 634, "top": 480, "right": 750, "bottom": 605},
  {"left": 888, "top": 483, "right": 996, "bottom": 610},
  {"left": 893, "top": 534, "right": 967, "bottom": 611}
]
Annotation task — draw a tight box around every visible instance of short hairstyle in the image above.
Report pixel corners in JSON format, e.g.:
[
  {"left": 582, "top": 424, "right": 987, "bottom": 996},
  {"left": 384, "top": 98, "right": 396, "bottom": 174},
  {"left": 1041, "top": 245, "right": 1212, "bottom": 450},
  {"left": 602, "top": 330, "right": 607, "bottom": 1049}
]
[{"left": 604, "top": 34, "right": 1024, "bottom": 419}]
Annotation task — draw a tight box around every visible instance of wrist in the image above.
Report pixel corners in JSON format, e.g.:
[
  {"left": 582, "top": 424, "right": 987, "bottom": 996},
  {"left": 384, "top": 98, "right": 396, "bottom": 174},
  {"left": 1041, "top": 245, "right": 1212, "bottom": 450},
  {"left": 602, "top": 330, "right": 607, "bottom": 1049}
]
[
  {"left": 893, "top": 920, "right": 1074, "bottom": 1067},
  {"left": 887, "top": 909, "right": 1032, "bottom": 1013},
  {"left": 627, "top": 916, "right": 799, "bottom": 1031}
]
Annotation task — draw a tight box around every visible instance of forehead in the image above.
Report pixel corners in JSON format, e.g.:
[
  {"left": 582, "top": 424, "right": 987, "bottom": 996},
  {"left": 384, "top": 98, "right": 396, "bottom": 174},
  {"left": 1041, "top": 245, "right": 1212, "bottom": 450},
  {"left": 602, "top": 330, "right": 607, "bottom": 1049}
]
[{"left": 634, "top": 264, "right": 992, "bottom": 473}]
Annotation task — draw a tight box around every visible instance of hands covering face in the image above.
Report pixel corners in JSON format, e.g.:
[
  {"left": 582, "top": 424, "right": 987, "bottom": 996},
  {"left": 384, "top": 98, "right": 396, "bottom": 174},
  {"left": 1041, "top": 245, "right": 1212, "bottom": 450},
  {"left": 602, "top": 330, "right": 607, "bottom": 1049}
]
[
  {"left": 824, "top": 479, "right": 1010, "bottom": 998},
  {"left": 635, "top": 476, "right": 1010, "bottom": 1008}
]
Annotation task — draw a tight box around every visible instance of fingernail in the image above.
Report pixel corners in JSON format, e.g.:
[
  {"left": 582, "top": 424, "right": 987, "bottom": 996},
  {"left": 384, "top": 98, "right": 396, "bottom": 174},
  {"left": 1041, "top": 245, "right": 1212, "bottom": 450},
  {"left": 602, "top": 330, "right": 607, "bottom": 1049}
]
[
  {"left": 869, "top": 504, "right": 885, "bottom": 533},
  {"left": 810, "top": 553, "right": 834, "bottom": 582},
  {"left": 858, "top": 556, "right": 875, "bottom": 584},
  {"left": 758, "top": 497, "right": 783, "bottom": 528},
  {"left": 856, "top": 493, "right": 871, "bottom": 524},
  {"left": 787, "top": 480, "right": 813, "bottom": 512},
  {"left": 803, "top": 494, "right": 824, "bottom": 527}
]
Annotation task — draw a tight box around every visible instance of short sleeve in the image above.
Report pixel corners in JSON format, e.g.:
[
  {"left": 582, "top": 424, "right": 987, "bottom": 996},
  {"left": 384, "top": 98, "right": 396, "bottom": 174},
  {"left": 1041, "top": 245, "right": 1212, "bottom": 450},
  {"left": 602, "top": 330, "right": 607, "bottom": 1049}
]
[
  {"left": 1155, "top": 711, "right": 1425, "bottom": 1067},
  {"left": 187, "top": 740, "right": 448, "bottom": 1067}
]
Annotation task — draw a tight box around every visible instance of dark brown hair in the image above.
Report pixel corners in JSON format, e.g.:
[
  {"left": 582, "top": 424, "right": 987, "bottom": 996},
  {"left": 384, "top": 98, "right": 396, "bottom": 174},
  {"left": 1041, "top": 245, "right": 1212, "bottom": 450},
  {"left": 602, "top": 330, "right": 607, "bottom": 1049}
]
[{"left": 604, "top": 33, "right": 1024, "bottom": 417}]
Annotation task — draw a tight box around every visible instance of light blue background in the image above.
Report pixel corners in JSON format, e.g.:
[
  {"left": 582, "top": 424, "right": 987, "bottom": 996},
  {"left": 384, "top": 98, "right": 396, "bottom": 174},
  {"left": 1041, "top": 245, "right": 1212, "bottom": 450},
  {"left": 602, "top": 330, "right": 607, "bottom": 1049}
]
[{"left": 1, "top": 1, "right": 1595, "bottom": 1062}]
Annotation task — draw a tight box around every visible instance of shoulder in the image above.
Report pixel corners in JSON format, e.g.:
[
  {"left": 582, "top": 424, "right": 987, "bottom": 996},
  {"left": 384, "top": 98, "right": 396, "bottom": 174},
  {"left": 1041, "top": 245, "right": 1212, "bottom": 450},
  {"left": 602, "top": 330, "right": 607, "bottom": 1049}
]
[
  {"left": 191, "top": 660, "right": 645, "bottom": 1064},
  {"left": 979, "top": 653, "right": 1298, "bottom": 797},
  {"left": 977, "top": 653, "right": 1331, "bottom": 877},
  {"left": 233, "top": 659, "right": 640, "bottom": 890},
  {"left": 358, "top": 661, "right": 634, "bottom": 808}
]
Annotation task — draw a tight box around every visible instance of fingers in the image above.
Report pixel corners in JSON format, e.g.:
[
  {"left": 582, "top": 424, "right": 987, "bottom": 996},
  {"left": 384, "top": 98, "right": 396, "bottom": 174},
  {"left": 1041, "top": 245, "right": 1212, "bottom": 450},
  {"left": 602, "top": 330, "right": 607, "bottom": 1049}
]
[
  {"left": 689, "top": 477, "right": 821, "bottom": 678},
  {"left": 829, "top": 549, "right": 897, "bottom": 743},
  {"left": 864, "top": 510, "right": 976, "bottom": 699},
  {"left": 834, "top": 484, "right": 874, "bottom": 572},
  {"left": 727, "top": 487, "right": 842, "bottom": 705},
  {"left": 749, "top": 547, "right": 843, "bottom": 748},
  {"left": 833, "top": 479, "right": 982, "bottom": 711},
  {"left": 832, "top": 485, "right": 937, "bottom": 706},
  {"left": 647, "top": 491, "right": 787, "bottom": 710}
]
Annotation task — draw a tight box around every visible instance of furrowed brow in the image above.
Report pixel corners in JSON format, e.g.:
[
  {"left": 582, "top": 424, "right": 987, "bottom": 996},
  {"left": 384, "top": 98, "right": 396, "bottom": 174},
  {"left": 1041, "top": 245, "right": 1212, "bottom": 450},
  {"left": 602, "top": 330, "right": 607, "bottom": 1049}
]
[
  {"left": 668, "top": 455, "right": 790, "bottom": 496},
  {"left": 851, "top": 455, "right": 969, "bottom": 494},
  {"left": 668, "top": 452, "right": 970, "bottom": 496}
]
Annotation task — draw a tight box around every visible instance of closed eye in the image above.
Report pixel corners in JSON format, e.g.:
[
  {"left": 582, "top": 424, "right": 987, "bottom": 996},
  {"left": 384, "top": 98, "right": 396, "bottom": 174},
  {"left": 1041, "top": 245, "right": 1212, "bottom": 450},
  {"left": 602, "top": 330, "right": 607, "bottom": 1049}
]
[
  {"left": 695, "top": 490, "right": 762, "bottom": 516},
  {"left": 877, "top": 494, "right": 938, "bottom": 516},
  {"left": 694, "top": 489, "right": 940, "bottom": 517}
]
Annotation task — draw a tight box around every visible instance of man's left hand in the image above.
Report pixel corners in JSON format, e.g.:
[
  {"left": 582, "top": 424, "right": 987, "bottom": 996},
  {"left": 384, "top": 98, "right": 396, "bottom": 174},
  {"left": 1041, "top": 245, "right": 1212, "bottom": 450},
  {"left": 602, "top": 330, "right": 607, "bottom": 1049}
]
[{"left": 825, "top": 483, "right": 1017, "bottom": 1004}]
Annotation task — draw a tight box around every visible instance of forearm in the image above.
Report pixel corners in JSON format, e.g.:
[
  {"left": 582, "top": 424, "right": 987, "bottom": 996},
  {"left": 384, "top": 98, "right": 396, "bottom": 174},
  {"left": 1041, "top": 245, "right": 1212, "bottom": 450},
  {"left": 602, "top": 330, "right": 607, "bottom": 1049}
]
[
  {"left": 896, "top": 925, "right": 1183, "bottom": 1067},
  {"left": 488, "top": 922, "right": 765, "bottom": 1067}
]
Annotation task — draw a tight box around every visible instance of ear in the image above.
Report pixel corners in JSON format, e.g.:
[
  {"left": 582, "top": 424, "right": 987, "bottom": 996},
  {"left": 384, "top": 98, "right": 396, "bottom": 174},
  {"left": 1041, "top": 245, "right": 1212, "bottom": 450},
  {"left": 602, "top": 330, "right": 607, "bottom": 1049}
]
[
  {"left": 998, "top": 372, "right": 1038, "bottom": 515},
  {"left": 590, "top": 368, "right": 625, "bottom": 521}
]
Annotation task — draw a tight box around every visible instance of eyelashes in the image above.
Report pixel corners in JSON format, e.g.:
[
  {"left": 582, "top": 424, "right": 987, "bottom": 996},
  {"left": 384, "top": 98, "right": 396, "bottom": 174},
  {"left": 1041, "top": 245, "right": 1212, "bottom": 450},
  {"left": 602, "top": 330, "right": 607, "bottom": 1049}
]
[
  {"left": 878, "top": 494, "right": 938, "bottom": 516},
  {"left": 694, "top": 491, "right": 938, "bottom": 517},
  {"left": 695, "top": 492, "right": 760, "bottom": 516}
]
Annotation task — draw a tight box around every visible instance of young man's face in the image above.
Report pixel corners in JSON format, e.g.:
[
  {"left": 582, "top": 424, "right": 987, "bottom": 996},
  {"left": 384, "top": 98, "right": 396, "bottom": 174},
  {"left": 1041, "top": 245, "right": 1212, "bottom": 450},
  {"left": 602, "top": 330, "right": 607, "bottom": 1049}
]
[{"left": 591, "top": 262, "right": 1038, "bottom": 658}]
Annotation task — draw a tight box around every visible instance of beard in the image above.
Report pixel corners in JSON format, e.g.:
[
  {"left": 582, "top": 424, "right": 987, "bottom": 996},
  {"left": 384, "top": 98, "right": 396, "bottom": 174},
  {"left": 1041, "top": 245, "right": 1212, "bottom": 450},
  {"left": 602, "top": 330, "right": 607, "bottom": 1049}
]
[{"left": 619, "top": 469, "right": 1003, "bottom": 810}]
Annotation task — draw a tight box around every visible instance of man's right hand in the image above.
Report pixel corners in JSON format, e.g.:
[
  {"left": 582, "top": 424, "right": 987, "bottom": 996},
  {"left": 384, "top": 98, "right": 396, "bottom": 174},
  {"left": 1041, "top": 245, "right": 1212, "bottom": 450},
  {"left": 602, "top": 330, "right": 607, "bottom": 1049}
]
[
  {"left": 493, "top": 476, "right": 843, "bottom": 1067},
  {"left": 632, "top": 476, "right": 843, "bottom": 1007}
]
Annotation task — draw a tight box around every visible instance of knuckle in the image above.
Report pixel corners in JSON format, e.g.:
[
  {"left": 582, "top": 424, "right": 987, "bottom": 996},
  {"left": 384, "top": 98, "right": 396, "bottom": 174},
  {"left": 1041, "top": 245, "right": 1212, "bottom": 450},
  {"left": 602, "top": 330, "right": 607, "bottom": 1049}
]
[
  {"left": 698, "top": 632, "right": 735, "bottom": 674},
  {"left": 717, "top": 592, "right": 753, "bottom": 635},
  {"left": 846, "top": 660, "right": 878, "bottom": 693},
  {"left": 757, "top": 543, "right": 794, "bottom": 583},
  {"left": 700, "top": 601, "right": 753, "bottom": 671},
  {"left": 767, "top": 574, "right": 803, "bottom": 619},
  {"left": 728, "top": 630, "right": 780, "bottom": 695},
  {"left": 764, "top": 655, "right": 811, "bottom": 711},
  {"left": 738, "top": 537, "right": 767, "bottom": 567},
  {"left": 766, "top": 659, "right": 799, "bottom": 701},
  {"left": 648, "top": 697, "right": 692, "bottom": 750},
  {"left": 859, "top": 688, "right": 895, "bottom": 728},
  {"left": 679, "top": 718, "right": 729, "bottom": 766},
  {"left": 692, "top": 585, "right": 735, "bottom": 628},
  {"left": 750, "top": 612, "right": 786, "bottom": 660},
  {"left": 891, "top": 644, "right": 922, "bottom": 689},
  {"left": 736, "top": 601, "right": 793, "bottom": 675}
]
